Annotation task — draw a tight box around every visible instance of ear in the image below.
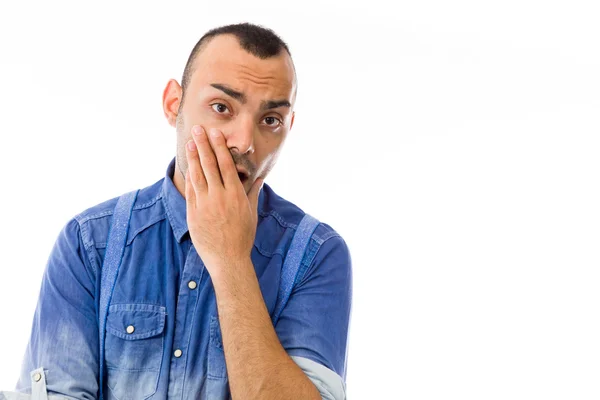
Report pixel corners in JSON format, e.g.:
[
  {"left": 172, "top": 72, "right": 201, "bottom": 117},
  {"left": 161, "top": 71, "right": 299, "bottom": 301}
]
[
  {"left": 162, "top": 79, "right": 182, "bottom": 128},
  {"left": 290, "top": 111, "right": 295, "bottom": 130}
]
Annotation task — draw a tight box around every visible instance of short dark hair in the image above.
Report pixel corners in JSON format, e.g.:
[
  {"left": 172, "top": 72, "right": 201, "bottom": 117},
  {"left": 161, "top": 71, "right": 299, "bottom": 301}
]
[{"left": 179, "top": 23, "right": 293, "bottom": 110}]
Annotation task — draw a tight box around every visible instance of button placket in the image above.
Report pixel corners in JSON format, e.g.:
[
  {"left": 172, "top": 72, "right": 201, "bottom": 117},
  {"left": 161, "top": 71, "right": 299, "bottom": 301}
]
[{"left": 167, "top": 245, "right": 205, "bottom": 398}]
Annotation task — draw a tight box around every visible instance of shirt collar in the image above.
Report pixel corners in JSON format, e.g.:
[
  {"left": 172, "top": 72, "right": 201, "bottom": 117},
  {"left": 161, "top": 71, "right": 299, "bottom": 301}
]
[{"left": 162, "top": 157, "right": 189, "bottom": 243}]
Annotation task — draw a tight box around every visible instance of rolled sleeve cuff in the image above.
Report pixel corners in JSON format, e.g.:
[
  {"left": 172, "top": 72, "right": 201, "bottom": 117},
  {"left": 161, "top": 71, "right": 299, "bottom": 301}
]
[{"left": 291, "top": 355, "right": 346, "bottom": 400}]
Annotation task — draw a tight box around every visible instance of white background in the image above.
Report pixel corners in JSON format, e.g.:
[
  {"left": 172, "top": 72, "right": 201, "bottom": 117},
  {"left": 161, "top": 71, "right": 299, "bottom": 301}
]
[{"left": 1, "top": 0, "right": 599, "bottom": 398}]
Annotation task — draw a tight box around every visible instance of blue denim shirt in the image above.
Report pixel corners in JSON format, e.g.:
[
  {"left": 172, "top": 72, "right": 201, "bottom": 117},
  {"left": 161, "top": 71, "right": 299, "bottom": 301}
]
[{"left": 11, "top": 157, "right": 352, "bottom": 399}]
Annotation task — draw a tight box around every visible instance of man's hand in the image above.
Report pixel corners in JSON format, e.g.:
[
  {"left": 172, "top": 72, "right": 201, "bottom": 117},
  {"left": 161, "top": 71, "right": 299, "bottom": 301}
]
[{"left": 184, "top": 124, "right": 264, "bottom": 278}]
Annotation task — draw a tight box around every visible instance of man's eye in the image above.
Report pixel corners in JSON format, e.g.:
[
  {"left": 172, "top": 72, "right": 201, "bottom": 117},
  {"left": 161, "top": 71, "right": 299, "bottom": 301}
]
[
  {"left": 263, "top": 116, "right": 282, "bottom": 127},
  {"left": 211, "top": 103, "right": 230, "bottom": 114}
]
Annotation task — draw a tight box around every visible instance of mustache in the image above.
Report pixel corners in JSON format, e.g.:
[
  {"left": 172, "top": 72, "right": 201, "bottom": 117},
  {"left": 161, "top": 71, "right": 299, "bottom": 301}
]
[{"left": 230, "top": 152, "right": 256, "bottom": 176}]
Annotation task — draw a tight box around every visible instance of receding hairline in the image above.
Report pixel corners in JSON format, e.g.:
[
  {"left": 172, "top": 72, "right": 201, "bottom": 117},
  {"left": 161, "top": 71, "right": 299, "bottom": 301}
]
[
  {"left": 186, "top": 33, "right": 296, "bottom": 82},
  {"left": 179, "top": 33, "right": 297, "bottom": 110},
  {"left": 178, "top": 23, "right": 298, "bottom": 112},
  {"left": 196, "top": 32, "right": 292, "bottom": 59}
]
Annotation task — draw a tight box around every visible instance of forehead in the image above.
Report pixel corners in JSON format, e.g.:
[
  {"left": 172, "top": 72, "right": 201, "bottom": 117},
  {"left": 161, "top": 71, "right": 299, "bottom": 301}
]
[{"left": 189, "top": 34, "right": 296, "bottom": 99}]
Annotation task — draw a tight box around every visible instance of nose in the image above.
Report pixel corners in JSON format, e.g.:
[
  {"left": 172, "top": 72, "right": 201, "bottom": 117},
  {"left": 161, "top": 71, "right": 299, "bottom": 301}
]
[{"left": 222, "top": 114, "right": 255, "bottom": 155}]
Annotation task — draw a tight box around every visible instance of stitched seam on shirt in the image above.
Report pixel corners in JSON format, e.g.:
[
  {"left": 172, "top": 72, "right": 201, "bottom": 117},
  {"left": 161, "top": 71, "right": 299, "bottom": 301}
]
[
  {"left": 76, "top": 218, "right": 99, "bottom": 276},
  {"left": 258, "top": 211, "right": 339, "bottom": 246},
  {"left": 125, "top": 213, "right": 167, "bottom": 246},
  {"left": 82, "top": 212, "right": 167, "bottom": 250},
  {"left": 255, "top": 222, "right": 331, "bottom": 259},
  {"left": 132, "top": 192, "right": 162, "bottom": 210},
  {"left": 73, "top": 189, "right": 162, "bottom": 226},
  {"left": 296, "top": 239, "right": 321, "bottom": 286},
  {"left": 161, "top": 187, "right": 185, "bottom": 240},
  {"left": 254, "top": 243, "right": 275, "bottom": 258},
  {"left": 108, "top": 303, "right": 167, "bottom": 310},
  {"left": 316, "top": 229, "right": 339, "bottom": 244},
  {"left": 180, "top": 272, "right": 203, "bottom": 392},
  {"left": 106, "top": 366, "right": 160, "bottom": 372},
  {"left": 75, "top": 208, "right": 114, "bottom": 225},
  {"left": 108, "top": 303, "right": 167, "bottom": 313},
  {"left": 258, "top": 209, "right": 298, "bottom": 230},
  {"left": 296, "top": 234, "right": 342, "bottom": 288},
  {"left": 77, "top": 215, "right": 93, "bottom": 249},
  {"left": 85, "top": 246, "right": 100, "bottom": 277}
]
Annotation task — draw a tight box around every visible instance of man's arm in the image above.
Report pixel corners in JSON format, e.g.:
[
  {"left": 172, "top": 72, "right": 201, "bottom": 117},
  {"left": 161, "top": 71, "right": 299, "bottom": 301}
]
[
  {"left": 211, "top": 257, "right": 322, "bottom": 400},
  {"left": 211, "top": 235, "right": 352, "bottom": 400},
  {"left": 11, "top": 219, "right": 99, "bottom": 399},
  {"left": 181, "top": 126, "right": 352, "bottom": 398}
]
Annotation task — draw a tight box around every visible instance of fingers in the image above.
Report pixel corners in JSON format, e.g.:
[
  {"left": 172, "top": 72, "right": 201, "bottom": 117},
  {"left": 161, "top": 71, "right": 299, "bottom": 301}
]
[
  {"left": 186, "top": 136, "right": 207, "bottom": 193},
  {"left": 206, "top": 128, "right": 238, "bottom": 188},
  {"left": 185, "top": 168, "right": 196, "bottom": 205},
  {"left": 191, "top": 125, "right": 223, "bottom": 188},
  {"left": 186, "top": 125, "right": 241, "bottom": 194}
]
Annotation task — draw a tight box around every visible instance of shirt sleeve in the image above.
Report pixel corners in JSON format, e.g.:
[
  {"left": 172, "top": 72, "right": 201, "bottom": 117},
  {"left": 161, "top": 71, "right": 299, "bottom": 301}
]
[
  {"left": 0, "top": 391, "right": 29, "bottom": 400},
  {"left": 275, "top": 234, "right": 353, "bottom": 383},
  {"left": 14, "top": 219, "right": 99, "bottom": 399},
  {"left": 290, "top": 355, "right": 347, "bottom": 400},
  {"left": 2, "top": 368, "right": 72, "bottom": 400}
]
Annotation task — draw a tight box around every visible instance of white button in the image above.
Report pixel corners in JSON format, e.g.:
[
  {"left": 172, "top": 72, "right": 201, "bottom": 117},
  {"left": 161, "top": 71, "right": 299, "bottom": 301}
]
[
  {"left": 33, "top": 373, "right": 41, "bottom": 382},
  {"left": 188, "top": 280, "right": 197, "bottom": 290},
  {"left": 174, "top": 349, "right": 183, "bottom": 358},
  {"left": 126, "top": 325, "right": 135, "bottom": 334}
]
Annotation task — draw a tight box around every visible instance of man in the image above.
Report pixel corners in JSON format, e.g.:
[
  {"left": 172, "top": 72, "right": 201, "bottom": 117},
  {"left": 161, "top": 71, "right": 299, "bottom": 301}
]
[{"left": 2, "top": 23, "right": 352, "bottom": 399}]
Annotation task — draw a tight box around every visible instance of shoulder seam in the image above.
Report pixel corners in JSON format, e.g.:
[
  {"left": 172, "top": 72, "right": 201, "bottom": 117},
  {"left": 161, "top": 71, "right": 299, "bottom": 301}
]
[
  {"left": 73, "top": 191, "right": 163, "bottom": 225},
  {"left": 259, "top": 209, "right": 298, "bottom": 230},
  {"left": 73, "top": 217, "right": 99, "bottom": 277}
]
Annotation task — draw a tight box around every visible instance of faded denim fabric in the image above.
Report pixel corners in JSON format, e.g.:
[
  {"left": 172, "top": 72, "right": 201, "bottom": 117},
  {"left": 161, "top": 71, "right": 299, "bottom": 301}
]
[{"left": 9, "top": 157, "right": 353, "bottom": 399}]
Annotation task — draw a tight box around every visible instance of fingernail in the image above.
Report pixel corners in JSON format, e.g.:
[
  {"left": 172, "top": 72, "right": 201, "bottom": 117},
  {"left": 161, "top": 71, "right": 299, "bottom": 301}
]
[
  {"left": 192, "top": 125, "right": 203, "bottom": 135},
  {"left": 210, "top": 129, "right": 220, "bottom": 137},
  {"left": 187, "top": 140, "right": 196, "bottom": 150}
]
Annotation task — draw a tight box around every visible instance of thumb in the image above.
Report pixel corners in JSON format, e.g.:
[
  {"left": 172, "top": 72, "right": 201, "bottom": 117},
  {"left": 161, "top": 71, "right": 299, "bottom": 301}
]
[{"left": 248, "top": 178, "right": 264, "bottom": 210}]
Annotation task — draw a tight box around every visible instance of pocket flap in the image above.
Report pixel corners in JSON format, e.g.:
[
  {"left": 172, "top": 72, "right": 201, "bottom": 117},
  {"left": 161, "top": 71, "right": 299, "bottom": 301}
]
[{"left": 106, "top": 303, "right": 166, "bottom": 340}]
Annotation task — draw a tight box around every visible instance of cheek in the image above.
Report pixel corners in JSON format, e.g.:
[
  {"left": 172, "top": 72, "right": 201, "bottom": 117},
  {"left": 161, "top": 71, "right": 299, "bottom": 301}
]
[
  {"left": 176, "top": 108, "right": 213, "bottom": 145},
  {"left": 255, "top": 149, "right": 282, "bottom": 177}
]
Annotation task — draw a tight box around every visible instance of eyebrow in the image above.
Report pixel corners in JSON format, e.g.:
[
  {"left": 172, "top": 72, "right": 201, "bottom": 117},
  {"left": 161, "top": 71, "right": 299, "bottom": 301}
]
[
  {"left": 211, "top": 84, "right": 246, "bottom": 103},
  {"left": 262, "top": 99, "right": 291, "bottom": 110},
  {"left": 210, "top": 83, "right": 291, "bottom": 111}
]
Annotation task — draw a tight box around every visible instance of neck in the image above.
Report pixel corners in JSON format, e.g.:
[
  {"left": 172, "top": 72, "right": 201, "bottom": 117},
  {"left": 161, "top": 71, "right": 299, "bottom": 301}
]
[{"left": 172, "top": 158, "right": 187, "bottom": 199}]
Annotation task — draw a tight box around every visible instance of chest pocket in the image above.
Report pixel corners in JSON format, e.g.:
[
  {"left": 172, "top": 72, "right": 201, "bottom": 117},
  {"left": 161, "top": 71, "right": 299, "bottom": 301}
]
[{"left": 105, "top": 303, "right": 166, "bottom": 400}]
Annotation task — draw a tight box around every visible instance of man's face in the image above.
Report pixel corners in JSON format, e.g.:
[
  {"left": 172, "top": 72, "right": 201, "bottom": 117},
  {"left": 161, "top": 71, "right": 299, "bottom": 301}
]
[{"left": 164, "top": 34, "right": 296, "bottom": 194}]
